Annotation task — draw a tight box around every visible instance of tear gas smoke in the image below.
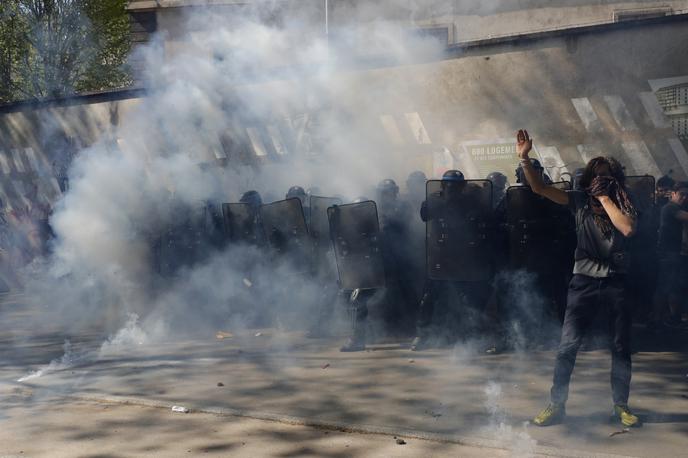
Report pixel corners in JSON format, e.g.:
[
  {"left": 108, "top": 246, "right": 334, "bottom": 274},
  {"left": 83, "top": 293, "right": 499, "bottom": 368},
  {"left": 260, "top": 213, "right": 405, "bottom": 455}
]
[
  {"left": 18, "top": 2, "right": 446, "bottom": 340},
  {"left": 483, "top": 381, "right": 537, "bottom": 458},
  {"left": 17, "top": 340, "right": 85, "bottom": 382}
]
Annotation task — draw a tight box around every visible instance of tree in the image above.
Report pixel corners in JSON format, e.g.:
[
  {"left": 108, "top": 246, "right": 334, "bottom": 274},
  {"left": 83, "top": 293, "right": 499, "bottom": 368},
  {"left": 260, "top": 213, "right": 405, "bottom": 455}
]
[
  {"left": 0, "top": 0, "right": 132, "bottom": 103},
  {"left": 0, "top": 1, "right": 28, "bottom": 103}
]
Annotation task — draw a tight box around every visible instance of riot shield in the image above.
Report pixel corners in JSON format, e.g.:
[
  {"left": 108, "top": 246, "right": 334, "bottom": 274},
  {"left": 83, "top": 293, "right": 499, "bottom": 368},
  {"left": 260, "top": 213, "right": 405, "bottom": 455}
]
[
  {"left": 259, "top": 198, "right": 311, "bottom": 273},
  {"left": 327, "top": 201, "right": 385, "bottom": 290},
  {"left": 505, "top": 183, "right": 573, "bottom": 271},
  {"left": 222, "top": 203, "right": 262, "bottom": 246},
  {"left": 625, "top": 175, "right": 655, "bottom": 213},
  {"left": 158, "top": 204, "right": 206, "bottom": 275},
  {"left": 309, "top": 195, "right": 342, "bottom": 280},
  {"left": 309, "top": 195, "right": 343, "bottom": 253},
  {"left": 425, "top": 179, "right": 493, "bottom": 281}
]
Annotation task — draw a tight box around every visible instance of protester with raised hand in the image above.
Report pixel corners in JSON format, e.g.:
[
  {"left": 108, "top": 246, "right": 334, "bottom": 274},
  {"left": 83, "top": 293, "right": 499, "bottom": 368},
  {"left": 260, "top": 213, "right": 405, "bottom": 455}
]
[{"left": 514, "top": 129, "right": 640, "bottom": 428}]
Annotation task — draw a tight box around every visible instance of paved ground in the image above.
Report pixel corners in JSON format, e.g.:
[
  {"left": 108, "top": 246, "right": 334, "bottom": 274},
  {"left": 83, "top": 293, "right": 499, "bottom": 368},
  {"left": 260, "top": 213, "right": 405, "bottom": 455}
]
[
  {"left": 0, "top": 394, "right": 514, "bottom": 458},
  {"left": 2, "top": 295, "right": 687, "bottom": 458}
]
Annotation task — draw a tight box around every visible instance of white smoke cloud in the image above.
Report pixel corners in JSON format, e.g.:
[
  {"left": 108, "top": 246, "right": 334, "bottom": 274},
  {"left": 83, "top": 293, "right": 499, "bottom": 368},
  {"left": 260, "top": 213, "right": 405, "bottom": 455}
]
[
  {"left": 17, "top": 2, "right": 448, "bottom": 339},
  {"left": 483, "top": 381, "right": 537, "bottom": 458}
]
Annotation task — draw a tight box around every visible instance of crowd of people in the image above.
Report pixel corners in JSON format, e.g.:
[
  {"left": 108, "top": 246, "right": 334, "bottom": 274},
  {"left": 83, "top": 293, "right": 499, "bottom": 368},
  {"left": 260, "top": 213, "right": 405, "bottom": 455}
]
[
  {"left": 191, "top": 139, "right": 688, "bottom": 351},
  {"left": 2, "top": 130, "right": 687, "bottom": 428},
  {"left": 211, "top": 130, "right": 687, "bottom": 428}
]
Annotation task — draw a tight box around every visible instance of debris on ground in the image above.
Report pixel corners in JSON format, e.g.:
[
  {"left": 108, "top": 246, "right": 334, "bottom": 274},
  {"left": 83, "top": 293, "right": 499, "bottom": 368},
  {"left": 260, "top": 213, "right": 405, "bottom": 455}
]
[
  {"left": 424, "top": 406, "right": 443, "bottom": 419},
  {"left": 243, "top": 278, "right": 253, "bottom": 288},
  {"left": 217, "top": 382, "right": 224, "bottom": 387},
  {"left": 171, "top": 405, "right": 190, "bottom": 413},
  {"left": 609, "top": 428, "right": 630, "bottom": 437},
  {"left": 408, "top": 359, "right": 415, "bottom": 363},
  {"left": 254, "top": 332, "right": 262, "bottom": 337},
  {"left": 321, "top": 363, "right": 330, "bottom": 369},
  {"left": 396, "top": 438, "right": 407, "bottom": 445},
  {"left": 215, "top": 331, "right": 233, "bottom": 340}
]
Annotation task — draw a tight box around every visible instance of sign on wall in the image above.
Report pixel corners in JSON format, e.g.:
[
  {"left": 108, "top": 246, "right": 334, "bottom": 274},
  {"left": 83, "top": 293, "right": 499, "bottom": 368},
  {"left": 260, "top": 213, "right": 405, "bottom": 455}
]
[{"left": 462, "top": 139, "right": 524, "bottom": 182}]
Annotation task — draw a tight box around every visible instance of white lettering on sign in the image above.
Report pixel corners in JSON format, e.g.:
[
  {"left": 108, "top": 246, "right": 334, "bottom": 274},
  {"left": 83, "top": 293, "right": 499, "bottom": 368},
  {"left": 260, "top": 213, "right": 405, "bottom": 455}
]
[{"left": 470, "top": 144, "right": 515, "bottom": 160}]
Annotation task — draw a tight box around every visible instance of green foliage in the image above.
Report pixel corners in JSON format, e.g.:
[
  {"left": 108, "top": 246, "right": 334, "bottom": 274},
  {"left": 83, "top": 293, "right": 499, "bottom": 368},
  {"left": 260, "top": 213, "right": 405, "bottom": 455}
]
[{"left": 0, "top": 0, "right": 132, "bottom": 103}]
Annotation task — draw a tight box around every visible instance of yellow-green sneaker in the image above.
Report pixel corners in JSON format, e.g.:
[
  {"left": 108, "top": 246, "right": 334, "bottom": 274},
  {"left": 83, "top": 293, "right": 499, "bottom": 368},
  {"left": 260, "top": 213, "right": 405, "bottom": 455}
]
[
  {"left": 533, "top": 403, "right": 566, "bottom": 426},
  {"left": 613, "top": 404, "right": 641, "bottom": 427}
]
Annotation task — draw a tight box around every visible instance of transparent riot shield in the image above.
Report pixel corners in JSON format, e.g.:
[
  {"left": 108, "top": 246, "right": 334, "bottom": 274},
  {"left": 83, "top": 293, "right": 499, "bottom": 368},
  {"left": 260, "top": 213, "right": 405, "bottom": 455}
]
[
  {"left": 259, "top": 197, "right": 311, "bottom": 273},
  {"left": 425, "top": 179, "right": 493, "bottom": 281},
  {"left": 158, "top": 204, "right": 206, "bottom": 276},
  {"left": 309, "top": 195, "right": 343, "bottom": 254},
  {"left": 505, "top": 182, "right": 574, "bottom": 271},
  {"left": 222, "top": 202, "right": 262, "bottom": 246},
  {"left": 309, "top": 195, "right": 343, "bottom": 280},
  {"left": 327, "top": 200, "right": 386, "bottom": 290}
]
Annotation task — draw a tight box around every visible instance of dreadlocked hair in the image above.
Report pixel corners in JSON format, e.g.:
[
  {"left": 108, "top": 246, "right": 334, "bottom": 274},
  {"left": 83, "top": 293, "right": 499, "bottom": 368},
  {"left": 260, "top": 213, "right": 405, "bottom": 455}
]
[{"left": 582, "top": 157, "right": 637, "bottom": 239}]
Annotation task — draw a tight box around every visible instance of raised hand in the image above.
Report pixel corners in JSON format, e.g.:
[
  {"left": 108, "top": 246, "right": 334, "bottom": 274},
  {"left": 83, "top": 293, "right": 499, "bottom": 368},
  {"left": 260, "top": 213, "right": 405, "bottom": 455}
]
[{"left": 516, "top": 129, "right": 533, "bottom": 159}]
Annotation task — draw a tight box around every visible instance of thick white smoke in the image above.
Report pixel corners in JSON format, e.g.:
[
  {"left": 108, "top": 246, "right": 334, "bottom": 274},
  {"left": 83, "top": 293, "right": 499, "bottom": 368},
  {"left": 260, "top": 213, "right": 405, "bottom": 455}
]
[{"left": 21, "top": 3, "right": 447, "bottom": 338}]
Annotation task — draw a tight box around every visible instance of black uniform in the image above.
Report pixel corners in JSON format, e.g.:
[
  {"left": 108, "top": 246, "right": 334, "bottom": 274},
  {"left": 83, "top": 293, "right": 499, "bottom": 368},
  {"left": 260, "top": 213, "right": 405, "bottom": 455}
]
[{"left": 415, "top": 179, "right": 493, "bottom": 347}]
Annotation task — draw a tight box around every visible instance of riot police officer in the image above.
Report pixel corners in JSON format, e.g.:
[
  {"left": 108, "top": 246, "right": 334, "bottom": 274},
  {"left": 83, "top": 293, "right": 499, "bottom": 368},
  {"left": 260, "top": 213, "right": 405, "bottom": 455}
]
[
  {"left": 405, "top": 171, "right": 427, "bottom": 212},
  {"left": 241, "top": 190, "right": 263, "bottom": 211},
  {"left": 286, "top": 186, "right": 310, "bottom": 221},
  {"left": 404, "top": 171, "right": 429, "bottom": 304},
  {"left": 337, "top": 196, "right": 382, "bottom": 352},
  {"left": 412, "top": 170, "right": 493, "bottom": 350},
  {"left": 376, "top": 179, "right": 418, "bottom": 333},
  {"left": 500, "top": 161, "right": 573, "bottom": 348},
  {"left": 487, "top": 171, "right": 508, "bottom": 210},
  {"left": 515, "top": 159, "right": 552, "bottom": 186},
  {"left": 233, "top": 190, "right": 265, "bottom": 246}
]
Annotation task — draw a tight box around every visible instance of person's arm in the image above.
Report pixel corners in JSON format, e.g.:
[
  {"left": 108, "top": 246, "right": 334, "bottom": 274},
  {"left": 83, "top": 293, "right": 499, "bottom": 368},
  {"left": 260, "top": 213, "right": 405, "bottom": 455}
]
[
  {"left": 674, "top": 209, "right": 688, "bottom": 223},
  {"left": 516, "top": 130, "right": 569, "bottom": 205},
  {"left": 597, "top": 196, "right": 636, "bottom": 237}
]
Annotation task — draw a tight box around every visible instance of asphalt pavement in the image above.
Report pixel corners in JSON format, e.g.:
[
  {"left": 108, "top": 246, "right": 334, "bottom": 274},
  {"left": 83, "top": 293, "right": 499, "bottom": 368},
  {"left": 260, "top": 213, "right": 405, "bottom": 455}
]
[{"left": 1, "top": 295, "right": 687, "bottom": 458}]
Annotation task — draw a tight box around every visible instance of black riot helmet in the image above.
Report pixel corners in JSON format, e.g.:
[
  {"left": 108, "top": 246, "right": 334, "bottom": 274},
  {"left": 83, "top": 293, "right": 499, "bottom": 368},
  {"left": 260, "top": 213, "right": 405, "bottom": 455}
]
[
  {"left": 440, "top": 169, "right": 465, "bottom": 198},
  {"left": 240, "top": 190, "right": 263, "bottom": 210},
  {"left": 486, "top": 171, "right": 507, "bottom": 191},
  {"left": 286, "top": 186, "right": 307, "bottom": 200},
  {"left": 442, "top": 170, "right": 465, "bottom": 181},
  {"left": 377, "top": 179, "right": 399, "bottom": 206},
  {"left": 286, "top": 186, "right": 308, "bottom": 208},
  {"left": 406, "top": 170, "right": 427, "bottom": 187},
  {"left": 442, "top": 170, "right": 463, "bottom": 182},
  {"left": 377, "top": 179, "right": 399, "bottom": 195}
]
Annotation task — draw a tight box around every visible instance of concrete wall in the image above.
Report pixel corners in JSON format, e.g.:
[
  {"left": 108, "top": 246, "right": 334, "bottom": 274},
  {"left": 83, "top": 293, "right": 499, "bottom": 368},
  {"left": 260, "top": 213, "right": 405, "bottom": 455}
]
[
  {"left": 0, "top": 93, "right": 142, "bottom": 209},
  {"left": 2, "top": 15, "right": 688, "bottom": 209}
]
